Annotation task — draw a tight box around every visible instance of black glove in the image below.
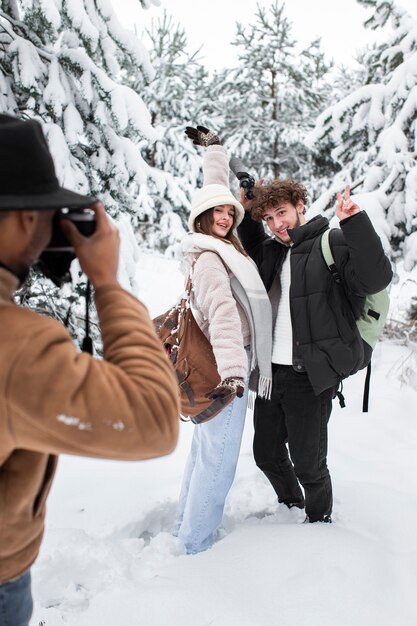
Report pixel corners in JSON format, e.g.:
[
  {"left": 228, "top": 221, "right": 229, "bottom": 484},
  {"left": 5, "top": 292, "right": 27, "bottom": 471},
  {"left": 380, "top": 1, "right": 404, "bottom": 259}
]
[
  {"left": 205, "top": 377, "right": 245, "bottom": 400},
  {"left": 185, "top": 125, "right": 221, "bottom": 147}
]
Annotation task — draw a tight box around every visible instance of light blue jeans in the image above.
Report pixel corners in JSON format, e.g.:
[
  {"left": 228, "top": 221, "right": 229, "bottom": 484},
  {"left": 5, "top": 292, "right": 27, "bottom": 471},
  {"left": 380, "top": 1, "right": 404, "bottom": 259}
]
[
  {"left": 176, "top": 380, "right": 249, "bottom": 554},
  {"left": 0, "top": 569, "right": 33, "bottom": 626}
]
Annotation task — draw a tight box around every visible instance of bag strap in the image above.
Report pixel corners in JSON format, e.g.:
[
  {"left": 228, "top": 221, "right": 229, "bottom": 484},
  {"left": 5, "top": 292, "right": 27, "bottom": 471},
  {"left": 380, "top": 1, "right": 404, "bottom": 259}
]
[
  {"left": 321, "top": 229, "right": 371, "bottom": 413},
  {"left": 184, "top": 257, "right": 200, "bottom": 296},
  {"left": 177, "top": 259, "right": 198, "bottom": 337},
  {"left": 362, "top": 361, "right": 371, "bottom": 412},
  {"left": 321, "top": 229, "right": 341, "bottom": 284},
  {"left": 185, "top": 259, "right": 196, "bottom": 297}
]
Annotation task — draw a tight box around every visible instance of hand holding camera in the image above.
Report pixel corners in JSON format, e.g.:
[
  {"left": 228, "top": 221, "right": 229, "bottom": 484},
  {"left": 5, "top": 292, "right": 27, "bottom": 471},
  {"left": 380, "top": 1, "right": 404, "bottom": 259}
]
[
  {"left": 37, "top": 203, "right": 119, "bottom": 288},
  {"left": 229, "top": 157, "right": 255, "bottom": 200},
  {"left": 60, "top": 202, "right": 120, "bottom": 289}
]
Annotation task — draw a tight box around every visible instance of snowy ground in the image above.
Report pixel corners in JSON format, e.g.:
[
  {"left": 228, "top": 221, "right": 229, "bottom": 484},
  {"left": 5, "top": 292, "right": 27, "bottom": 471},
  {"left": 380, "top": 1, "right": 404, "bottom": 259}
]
[{"left": 30, "top": 251, "right": 417, "bottom": 626}]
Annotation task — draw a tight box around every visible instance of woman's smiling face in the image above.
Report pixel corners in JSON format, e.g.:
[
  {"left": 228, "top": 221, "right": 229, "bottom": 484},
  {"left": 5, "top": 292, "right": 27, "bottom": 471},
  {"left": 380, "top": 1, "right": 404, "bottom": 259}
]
[{"left": 210, "top": 204, "right": 235, "bottom": 237}]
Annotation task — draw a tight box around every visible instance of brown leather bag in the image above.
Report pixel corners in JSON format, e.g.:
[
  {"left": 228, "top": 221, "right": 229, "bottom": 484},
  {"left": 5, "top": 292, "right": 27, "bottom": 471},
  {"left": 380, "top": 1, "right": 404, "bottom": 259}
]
[{"left": 153, "top": 263, "right": 235, "bottom": 424}]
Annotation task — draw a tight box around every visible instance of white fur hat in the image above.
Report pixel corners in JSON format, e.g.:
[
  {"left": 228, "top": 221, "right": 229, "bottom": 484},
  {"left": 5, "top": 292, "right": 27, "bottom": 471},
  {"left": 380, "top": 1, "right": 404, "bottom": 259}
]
[{"left": 188, "top": 184, "right": 245, "bottom": 232}]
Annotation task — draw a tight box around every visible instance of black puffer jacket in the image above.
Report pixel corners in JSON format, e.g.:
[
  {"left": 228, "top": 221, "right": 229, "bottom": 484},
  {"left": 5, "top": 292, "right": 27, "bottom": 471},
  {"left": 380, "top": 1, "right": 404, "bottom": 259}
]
[{"left": 238, "top": 211, "right": 392, "bottom": 394}]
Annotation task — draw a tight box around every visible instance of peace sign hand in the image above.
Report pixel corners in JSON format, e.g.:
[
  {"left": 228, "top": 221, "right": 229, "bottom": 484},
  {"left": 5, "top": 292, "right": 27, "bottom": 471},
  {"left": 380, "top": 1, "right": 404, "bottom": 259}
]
[{"left": 336, "top": 185, "right": 361, "bottom": 220}]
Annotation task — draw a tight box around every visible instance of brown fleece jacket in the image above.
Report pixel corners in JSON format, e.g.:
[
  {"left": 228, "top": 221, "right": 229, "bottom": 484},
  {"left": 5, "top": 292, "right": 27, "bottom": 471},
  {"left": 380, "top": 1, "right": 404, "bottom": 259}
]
[{"left": 0, "top": 268, "right": 179, "bottom": 582}]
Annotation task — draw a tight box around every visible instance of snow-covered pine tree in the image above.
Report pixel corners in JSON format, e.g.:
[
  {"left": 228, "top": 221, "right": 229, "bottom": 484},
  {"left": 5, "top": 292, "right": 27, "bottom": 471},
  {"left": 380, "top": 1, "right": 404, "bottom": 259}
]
[
  {"left": 0, "top": 0, "right": 158, "bottom": 346},
  {"left": 213, "top": 0, "right": 332, "bottom": 183},
  {"left": 0, "top": 0, "right": 160, "bottom": 224},
  {"left": 137, "top": 11, "right": 208, "bottom": 255},
  {"left": 308, "top": 64, "right": 367, "bottom": 198},
  {"left": 307, "top": 0, "right": 417, "bottom": 268}
]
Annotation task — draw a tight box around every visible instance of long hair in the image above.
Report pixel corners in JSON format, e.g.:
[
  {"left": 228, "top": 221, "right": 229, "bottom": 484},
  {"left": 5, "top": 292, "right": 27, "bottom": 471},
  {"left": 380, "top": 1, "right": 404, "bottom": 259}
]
[{"left": 194, "top": 207, "right": 247, "bottom": 256}]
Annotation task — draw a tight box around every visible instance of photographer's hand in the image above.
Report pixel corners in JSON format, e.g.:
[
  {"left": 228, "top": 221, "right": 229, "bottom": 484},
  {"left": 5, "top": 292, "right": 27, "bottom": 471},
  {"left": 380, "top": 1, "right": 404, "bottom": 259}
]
[{"left": 60, "top": 202, "right": 120, "bottom": 288}]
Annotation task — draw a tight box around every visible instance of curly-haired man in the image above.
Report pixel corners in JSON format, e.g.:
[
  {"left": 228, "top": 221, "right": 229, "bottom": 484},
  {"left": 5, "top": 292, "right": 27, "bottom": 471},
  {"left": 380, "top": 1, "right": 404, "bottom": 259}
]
[{"left": 238, "top": 177, "right": 392, "bottom": 523}]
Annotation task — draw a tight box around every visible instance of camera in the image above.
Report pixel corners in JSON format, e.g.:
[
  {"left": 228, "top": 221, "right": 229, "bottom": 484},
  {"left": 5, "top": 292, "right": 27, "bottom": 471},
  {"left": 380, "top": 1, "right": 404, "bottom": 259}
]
[
  {"left": 229, "top": 157, "right": 255, "bottom": 200},
  {"left": 45, "top": 209, "right": 96, "bottom": 251},
  {"left": 36, "top": 209, "right": 96, "bottom": 286}
]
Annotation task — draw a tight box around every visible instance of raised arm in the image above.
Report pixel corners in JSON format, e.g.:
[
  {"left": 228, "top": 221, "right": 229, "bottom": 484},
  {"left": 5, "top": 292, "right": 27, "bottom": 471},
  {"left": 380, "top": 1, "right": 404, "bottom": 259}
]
[
  {"left": 332, "top": 188, "right": 392, "bottom": 296},
  {"left": 185, "top": 124, "right": 229, "bottom": 186},
  {"left": 5, "top": 285, "right": 180, "bottom": 461}
]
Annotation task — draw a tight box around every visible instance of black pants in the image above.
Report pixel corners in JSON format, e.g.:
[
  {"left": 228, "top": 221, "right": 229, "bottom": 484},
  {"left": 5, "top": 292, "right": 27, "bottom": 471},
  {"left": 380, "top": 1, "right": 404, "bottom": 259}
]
[{"left": 253, "top": 364, "right": 334, "bottom": 522}]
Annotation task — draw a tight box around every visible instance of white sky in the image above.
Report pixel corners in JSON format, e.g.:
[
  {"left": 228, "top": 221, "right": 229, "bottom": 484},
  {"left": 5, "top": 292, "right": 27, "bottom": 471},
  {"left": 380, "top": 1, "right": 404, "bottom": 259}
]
[{"left": 113, "top": 0, "right": 417, "bottom": 70}]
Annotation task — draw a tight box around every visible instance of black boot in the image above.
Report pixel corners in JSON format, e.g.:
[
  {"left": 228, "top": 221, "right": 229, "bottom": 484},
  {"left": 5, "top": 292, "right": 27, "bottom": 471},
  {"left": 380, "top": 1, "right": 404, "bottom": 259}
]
[
  {"left": 280, "top": 498, "right": 305, "bottom": 510},
  {"left": 304, "top": 514, "right": 332, "bottom": 523}
]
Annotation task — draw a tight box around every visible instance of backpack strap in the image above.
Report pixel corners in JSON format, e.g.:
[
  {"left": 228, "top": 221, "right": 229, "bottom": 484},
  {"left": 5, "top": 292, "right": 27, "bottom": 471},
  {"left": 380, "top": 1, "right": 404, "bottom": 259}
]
[
  {"left": 362, "top": 361, "right": 371, "bottom": 412},
  {"left": 320, "top": 229, "right": 341, "bottom": 284},
  {"left": 320, "top": 228, "right": 371, "bottom": 413}
]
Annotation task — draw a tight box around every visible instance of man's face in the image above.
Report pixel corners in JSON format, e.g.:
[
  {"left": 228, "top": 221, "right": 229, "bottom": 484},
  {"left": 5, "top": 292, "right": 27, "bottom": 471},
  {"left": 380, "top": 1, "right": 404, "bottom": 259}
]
[
  {"left": 23, "top": 210, "right": 56, "bottom": 265},
  {"left": 262, "top": 201, "right": 305, "bottom": 244},
  {"left": 0, "top": 209, "right": 56, "bottom": 284},
  {"left": 14, "top": 210, "right": 56, "bottom": 283}
]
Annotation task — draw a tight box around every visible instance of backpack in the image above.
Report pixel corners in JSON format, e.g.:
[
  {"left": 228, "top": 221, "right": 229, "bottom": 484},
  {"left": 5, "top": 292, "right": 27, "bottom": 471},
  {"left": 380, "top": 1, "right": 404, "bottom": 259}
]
[
  {"left": 321, "top": 228, "right": 390, "bottom": 411},
  {"left": 153, "top": 261, "right": 236, "bottom": 424}
]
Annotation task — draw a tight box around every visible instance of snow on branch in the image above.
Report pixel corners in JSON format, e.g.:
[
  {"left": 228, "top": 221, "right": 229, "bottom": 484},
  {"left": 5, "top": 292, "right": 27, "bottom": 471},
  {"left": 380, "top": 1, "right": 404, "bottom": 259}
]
[{"left": 9, "top": 36, "right": 46, "bottom": 88}]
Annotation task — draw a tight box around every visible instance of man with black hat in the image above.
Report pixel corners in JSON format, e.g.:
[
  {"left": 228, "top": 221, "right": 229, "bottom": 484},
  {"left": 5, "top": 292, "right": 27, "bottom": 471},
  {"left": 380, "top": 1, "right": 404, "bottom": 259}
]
[{"left": 0, "top": 113, "right": 179, "bottom": 625}]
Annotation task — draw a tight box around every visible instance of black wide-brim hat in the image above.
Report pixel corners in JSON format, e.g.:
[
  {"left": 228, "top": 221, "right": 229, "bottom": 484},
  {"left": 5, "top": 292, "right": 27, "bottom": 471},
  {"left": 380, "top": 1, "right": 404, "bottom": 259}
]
[{"left": 0, "top": 113, "right": 96, "bottom": 211}]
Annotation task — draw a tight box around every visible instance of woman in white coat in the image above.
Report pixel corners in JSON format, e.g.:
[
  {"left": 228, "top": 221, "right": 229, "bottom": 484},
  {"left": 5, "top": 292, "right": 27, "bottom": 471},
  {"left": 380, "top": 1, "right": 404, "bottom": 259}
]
[{"left": 176, "top": 127, "right": 272, "bottom": 554}]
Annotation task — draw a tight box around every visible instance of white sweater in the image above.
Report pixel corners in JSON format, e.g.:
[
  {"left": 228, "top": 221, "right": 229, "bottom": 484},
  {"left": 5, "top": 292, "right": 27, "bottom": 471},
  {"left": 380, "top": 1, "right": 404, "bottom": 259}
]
[{"left": 271, "top": 251, "right": 293, "bottom": 364}]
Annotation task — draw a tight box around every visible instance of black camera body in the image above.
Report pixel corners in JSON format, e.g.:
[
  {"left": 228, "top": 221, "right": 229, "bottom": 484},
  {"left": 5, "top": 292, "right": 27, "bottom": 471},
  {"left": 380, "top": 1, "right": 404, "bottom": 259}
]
[
  {"left": 36, "top": 209, "right": 96, "bottom": 286},
  {"left": 229, "top": 157, "right": 255, "bottom": 200},
  {"left": 45, "top": 210, "right": 96, "bottom": 251}
]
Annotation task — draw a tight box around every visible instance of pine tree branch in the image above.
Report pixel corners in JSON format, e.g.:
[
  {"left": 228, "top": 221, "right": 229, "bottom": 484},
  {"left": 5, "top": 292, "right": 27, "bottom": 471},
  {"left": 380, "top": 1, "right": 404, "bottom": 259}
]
[{"left": 0, "top": 12, "right": 53, "bottom": 61}]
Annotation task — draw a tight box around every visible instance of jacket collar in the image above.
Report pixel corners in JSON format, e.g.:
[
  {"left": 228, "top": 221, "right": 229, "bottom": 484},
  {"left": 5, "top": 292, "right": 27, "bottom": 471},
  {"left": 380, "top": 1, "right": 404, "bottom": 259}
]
[
  {"left": 0, "top": 267, "right": 19, "bottom": 302},
  {"left": 288, "top": 215, "right": 329, "bottom": 247}
]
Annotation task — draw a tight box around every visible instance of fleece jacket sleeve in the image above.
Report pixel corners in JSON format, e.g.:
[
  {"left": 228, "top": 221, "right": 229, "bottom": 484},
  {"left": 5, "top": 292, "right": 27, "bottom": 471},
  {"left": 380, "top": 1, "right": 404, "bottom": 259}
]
[
  {"left": 6, "top": 285, "right": 179, "bottom": 460},
  {"left": 202, "top": 145, "right": 230, "bottom": 186}
]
